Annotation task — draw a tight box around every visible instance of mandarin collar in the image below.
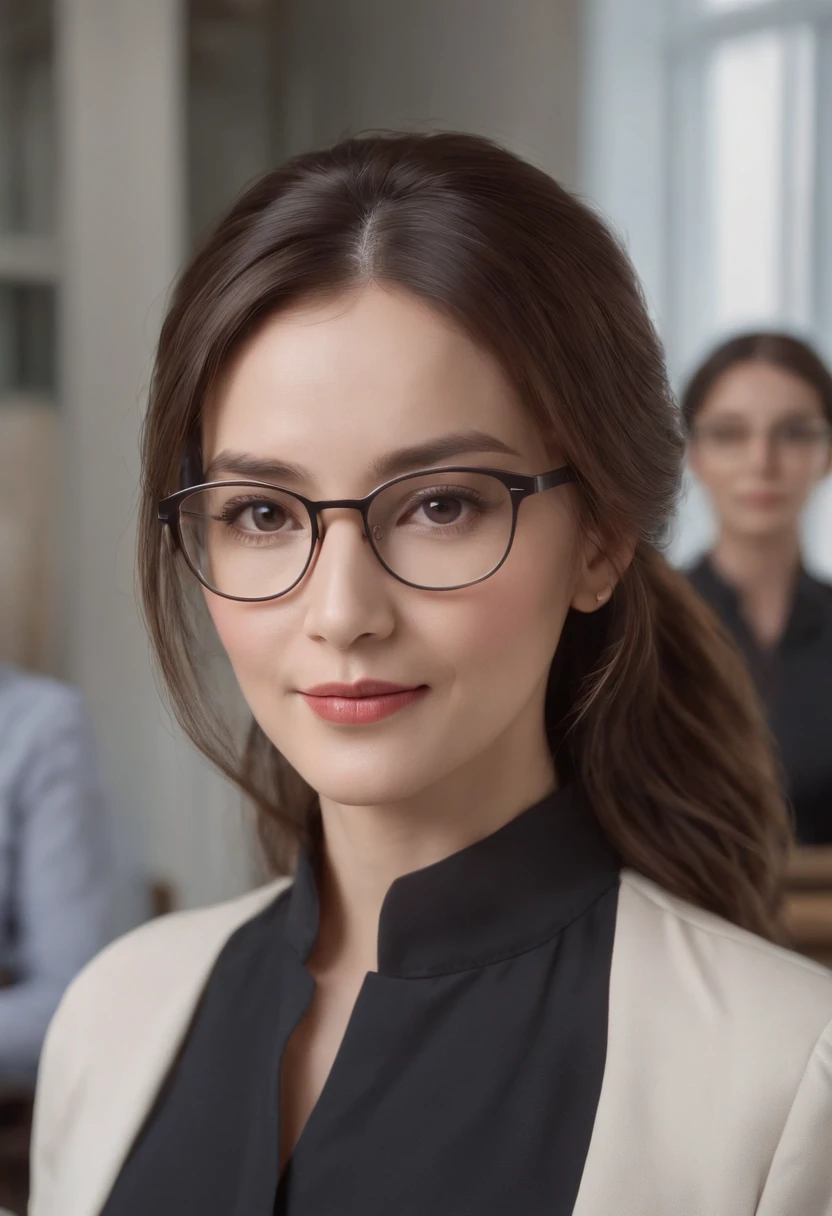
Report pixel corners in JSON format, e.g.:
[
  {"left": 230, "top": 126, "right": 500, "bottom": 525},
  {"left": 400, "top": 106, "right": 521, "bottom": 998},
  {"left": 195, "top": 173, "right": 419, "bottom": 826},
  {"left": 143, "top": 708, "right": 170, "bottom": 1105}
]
[{"left": 282, "top": 784, "right": 620, "bottom": 979}]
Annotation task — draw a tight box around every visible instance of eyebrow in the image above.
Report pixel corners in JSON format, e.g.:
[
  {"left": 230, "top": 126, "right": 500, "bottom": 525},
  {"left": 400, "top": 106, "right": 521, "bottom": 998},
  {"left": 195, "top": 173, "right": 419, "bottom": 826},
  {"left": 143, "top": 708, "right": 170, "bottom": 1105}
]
[
  {"left": 204, "top": 430, "right": 525, "bottom": 485},
  {"left": 702, "top": 408, "right": 824, "bottom": 425}
]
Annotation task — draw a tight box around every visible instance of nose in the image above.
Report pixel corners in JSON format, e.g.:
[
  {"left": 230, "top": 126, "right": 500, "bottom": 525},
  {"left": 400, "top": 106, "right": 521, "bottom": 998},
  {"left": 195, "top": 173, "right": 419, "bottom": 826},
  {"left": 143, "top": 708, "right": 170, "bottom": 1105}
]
[
  {"left": 301, "top": 508, "right": 397, "bottom": 650},
  {"left": 745, "top": 431, "right": 779, "bottom": 476}
]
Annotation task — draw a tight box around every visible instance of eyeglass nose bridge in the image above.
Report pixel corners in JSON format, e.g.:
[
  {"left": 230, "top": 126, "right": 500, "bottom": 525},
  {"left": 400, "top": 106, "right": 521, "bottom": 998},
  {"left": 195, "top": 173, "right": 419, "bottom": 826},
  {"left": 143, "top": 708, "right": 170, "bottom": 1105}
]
[{"left": 306, "top": 496, "right": 377, "bottom": 546}]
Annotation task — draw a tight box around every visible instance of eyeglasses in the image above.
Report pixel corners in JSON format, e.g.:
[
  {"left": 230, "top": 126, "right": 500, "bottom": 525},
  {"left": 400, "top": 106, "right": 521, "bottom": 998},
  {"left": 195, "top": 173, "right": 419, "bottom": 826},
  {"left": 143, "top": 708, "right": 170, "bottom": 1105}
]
[
  {"left": 692, "top": 419, "right": 832, "bottom": 458},
  {"left": 158, "top": 464, "right": 576, "bottom": 601}
]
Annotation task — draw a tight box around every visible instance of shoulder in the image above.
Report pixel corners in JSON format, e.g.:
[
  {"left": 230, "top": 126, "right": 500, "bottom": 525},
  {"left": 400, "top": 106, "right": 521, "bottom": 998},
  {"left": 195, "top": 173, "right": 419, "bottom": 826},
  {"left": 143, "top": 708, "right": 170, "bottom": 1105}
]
[
  {"left": 52, "top": 877, "right": 292, "bottom": 1033},
  {"left": 0, "top": 671, "right": 94, "bottom": 795},
  {"left": 31, "top": 878, "right": 292, "bottom": 1208},
  {"left": 0, "top": 666, "right": 88, "bottom": 740},
  {"left": 619, "top": 869, "right": 832, "bottom": 1035},
  {"left": 680, "top": 554, "right": 710, "bottom": 585},
  {"left": 35, "top": 878, "right": 292, "bottom": 1066},
  {"left": 38, "top": 877, "right": 292, "bottom": 1101},
  {"left": 805, "top": 569, "right": 832, "bottom": 610},
  {"left": 679, "top": 555, "right": 722, "bottom": 606},
  {"left": 579, "top": 873, "right": 832, "bottom": 1209},
  {"left": 617, "top": 872, "right": 832, "bottom": 1208}
]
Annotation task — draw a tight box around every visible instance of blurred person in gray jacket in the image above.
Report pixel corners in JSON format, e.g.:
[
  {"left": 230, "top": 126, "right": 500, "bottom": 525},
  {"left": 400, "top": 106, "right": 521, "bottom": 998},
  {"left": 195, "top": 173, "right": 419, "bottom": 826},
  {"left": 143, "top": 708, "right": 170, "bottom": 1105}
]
[{"left": 0, "top": 663, "right": 110, "bottom": 1081}]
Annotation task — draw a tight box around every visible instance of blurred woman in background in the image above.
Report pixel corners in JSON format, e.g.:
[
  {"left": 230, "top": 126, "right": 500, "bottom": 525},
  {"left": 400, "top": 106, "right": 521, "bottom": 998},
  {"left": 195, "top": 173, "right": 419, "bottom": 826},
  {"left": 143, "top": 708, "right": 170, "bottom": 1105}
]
[{"left": 685, "top": 333, "right": 832, "bottom": 844}]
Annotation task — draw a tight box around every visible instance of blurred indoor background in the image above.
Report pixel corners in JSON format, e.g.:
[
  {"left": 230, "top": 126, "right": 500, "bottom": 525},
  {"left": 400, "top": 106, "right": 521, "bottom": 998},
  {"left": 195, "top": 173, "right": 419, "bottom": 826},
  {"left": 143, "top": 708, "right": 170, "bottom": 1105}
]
[{"left": 1, "top": 0, "right": 831, "bottom": 930}]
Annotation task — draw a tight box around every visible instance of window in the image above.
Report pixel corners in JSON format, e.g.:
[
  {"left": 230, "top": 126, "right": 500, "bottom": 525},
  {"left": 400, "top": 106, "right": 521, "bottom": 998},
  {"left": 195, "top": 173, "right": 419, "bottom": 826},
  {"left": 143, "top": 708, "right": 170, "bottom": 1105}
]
[
  {"left": 667, "top": 0, "right": 832, "bottom": 371},
  {"left": 0, "top": 0, "right": 57, "bottom": 400},
  {"left": 582, "top": 0, "right": 832, "bottom": 570},
  {"left": 665, "top": 0, "right": 832, "bottom": 566}
]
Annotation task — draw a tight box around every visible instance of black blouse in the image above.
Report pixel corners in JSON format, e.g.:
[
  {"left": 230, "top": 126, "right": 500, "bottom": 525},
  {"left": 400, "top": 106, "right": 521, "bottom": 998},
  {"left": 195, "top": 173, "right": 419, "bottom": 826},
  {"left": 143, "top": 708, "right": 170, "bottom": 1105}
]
[
  {"left": 688, "top": 556, "right": 832, "bottom": 844},
  {"left": 100, "top": 785, "right": 621, "bottom": 1215}
]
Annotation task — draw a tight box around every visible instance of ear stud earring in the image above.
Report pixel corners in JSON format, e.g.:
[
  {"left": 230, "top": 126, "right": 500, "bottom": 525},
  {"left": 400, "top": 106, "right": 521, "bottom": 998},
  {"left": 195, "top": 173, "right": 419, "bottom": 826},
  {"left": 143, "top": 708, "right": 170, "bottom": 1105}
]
[{"left": 595, "top": 586, "right": 612, "bottom": 604}]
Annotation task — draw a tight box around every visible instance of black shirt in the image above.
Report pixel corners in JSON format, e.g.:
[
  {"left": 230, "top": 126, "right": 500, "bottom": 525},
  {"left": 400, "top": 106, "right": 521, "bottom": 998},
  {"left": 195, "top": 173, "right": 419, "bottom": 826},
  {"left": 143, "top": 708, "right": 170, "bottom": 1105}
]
[
  {"left": 100, "top": 784, "right": 621, "bottom": 1215},
  {"left": 688, "top": 556, "right": 832, "bottom": 845}
]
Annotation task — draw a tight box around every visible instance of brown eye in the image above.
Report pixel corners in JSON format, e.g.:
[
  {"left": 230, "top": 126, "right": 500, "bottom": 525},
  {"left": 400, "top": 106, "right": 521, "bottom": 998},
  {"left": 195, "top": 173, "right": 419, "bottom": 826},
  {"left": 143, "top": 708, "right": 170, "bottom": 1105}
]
[
  {"left": 247, "top": 502, "right": 286, "bottom": 532},
  {"left": 222, "top": 498, "right": 293, "bottom": 533},
  {"left": 422, "top": 496, "right": 464, "bottom": 524},
  {"left": 778, "top": 423, "right": 826, "bottom": 444},
  {"left": 710, "top": 426, "right": 747, "bottom": 444}
]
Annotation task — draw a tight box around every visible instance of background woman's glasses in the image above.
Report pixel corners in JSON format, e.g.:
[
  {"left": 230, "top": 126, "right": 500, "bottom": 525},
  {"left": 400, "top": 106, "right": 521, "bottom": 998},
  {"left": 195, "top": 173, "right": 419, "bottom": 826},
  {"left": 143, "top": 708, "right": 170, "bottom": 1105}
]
[
  {"left": 158, "top": 465, "right": 576, "bottom": 601},
  {"left": 693, "top": 419, "right": 832, "bottom": 460}
]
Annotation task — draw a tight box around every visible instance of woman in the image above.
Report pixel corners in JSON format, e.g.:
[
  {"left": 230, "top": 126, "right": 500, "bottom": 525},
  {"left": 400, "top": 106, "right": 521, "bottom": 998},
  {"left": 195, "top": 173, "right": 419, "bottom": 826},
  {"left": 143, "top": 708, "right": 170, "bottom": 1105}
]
[
  {"left": 28, "top": 134, "right": 832, "bottom": 1216},
  {"left": 685, "top": 333, "right": 832, "bottom": 844}
]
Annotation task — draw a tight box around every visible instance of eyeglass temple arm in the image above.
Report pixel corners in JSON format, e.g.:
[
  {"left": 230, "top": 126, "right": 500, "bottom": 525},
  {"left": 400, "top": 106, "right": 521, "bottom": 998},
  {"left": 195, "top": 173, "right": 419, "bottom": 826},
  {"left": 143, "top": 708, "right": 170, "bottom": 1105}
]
[
  {"left": 534, "top": 466, "right": 576, "bottom": 493},
  {"left": 157, "top": 444, "right": 204, "bottom": 529}
]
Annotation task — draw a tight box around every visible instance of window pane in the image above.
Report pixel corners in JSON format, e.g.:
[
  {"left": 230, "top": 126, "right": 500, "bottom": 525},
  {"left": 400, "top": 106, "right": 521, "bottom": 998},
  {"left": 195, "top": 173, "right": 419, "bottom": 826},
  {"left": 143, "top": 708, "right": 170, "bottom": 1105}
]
[
  {"left": 706, "top": 29, "right": 785, "bottom": 327},
  {"left": 0, "top": 0, "right": 55, "bottom": 235},
  {"left": 700, "top": 0, "right": 773, "bottom": 9},
  {"left": 0, "top": 281, "right": 56, "bottom": 397}
]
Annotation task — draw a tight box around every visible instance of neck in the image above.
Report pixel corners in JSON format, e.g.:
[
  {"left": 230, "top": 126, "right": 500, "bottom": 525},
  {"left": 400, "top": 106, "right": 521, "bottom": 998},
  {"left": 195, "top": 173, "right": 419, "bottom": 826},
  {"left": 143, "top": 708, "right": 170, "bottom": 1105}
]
[
  {"left": 710, "top": 528, "right": 802, "bottom": 647},
  {"left": 313, "top": 717, "right": 556, "bottom": 976}
]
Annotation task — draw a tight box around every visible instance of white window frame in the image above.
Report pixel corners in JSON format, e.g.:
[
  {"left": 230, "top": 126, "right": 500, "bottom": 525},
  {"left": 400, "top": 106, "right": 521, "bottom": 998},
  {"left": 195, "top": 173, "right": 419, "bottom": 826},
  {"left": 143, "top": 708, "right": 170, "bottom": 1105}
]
[
  {"left": 581, "top": 0, "right": 832, "bottom": 572},
  {"left": 664, "top": 0, "right": 832, "bottom": 376}
]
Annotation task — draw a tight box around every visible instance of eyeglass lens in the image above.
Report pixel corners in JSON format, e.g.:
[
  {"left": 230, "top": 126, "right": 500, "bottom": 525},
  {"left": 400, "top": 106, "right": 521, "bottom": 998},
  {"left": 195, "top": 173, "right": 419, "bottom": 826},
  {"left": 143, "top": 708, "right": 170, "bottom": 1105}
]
[
  {"left": 177, "top": 471, "right": 516, "bottom": 598},
  {"left": 694, "top": 419, "right": 832, "bottom": 453}
]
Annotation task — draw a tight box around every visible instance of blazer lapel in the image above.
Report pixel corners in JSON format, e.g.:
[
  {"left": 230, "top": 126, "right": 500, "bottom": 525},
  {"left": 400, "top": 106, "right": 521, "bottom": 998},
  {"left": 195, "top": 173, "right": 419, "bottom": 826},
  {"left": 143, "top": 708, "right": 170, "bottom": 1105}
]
[
  {"left": 572, "top": 871, "right": 794, "bottom": 1216},
  {"left": 58, "top": 880, "right": 290, "bottom": 1216},
  {"left": 573, "top": 870, "right": 717, "bottom": 1214}
]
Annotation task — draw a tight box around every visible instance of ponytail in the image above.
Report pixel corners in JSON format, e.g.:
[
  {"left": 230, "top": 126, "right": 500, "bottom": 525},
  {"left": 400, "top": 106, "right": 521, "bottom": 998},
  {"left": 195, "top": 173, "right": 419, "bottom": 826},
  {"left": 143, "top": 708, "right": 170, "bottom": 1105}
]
[{"left": 549, "top": 543, "right": 790, "bottom": 941}]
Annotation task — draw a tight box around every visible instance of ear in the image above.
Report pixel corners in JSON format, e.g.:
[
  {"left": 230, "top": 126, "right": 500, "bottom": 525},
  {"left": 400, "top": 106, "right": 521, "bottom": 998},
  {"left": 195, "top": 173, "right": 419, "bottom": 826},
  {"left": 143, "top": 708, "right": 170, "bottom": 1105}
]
[{"left": 570, "top": 531, "right": 635, "bottom": 615}]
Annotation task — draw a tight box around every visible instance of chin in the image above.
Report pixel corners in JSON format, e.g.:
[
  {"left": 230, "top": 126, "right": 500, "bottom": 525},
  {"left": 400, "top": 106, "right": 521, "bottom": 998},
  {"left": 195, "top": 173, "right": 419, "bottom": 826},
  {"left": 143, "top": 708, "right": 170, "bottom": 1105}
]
[
  {"left": 282, "top": 734, "right": 463, "bottom": 809},
  {"left": 727, "top": 509, "right": 799, "bottom": 540},
  {"left": 300, "top": 768, "right": 439, "bottom": 809}
]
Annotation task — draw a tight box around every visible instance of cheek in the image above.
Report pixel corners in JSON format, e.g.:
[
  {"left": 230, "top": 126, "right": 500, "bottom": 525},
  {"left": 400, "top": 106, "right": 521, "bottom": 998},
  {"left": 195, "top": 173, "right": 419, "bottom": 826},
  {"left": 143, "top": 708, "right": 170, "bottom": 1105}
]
[
  {"left": 424, "top": 540, "right": 572, "bottom": 675},
  {"left": 205, "top": 595, "right": 287, "bottom": 682},
  {"left": 790, "top": 452, "right": 831, "bottom": 493},
  {"left": 691, "top": 454, "right": 733, "bottom": 500}
]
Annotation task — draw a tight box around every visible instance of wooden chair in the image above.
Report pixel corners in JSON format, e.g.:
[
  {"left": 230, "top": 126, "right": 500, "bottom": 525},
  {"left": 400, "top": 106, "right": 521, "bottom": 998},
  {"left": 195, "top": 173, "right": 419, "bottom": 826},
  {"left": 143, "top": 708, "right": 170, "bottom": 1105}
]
[{"left": 782, "top": 846, "right": 832, "bottom": 967}]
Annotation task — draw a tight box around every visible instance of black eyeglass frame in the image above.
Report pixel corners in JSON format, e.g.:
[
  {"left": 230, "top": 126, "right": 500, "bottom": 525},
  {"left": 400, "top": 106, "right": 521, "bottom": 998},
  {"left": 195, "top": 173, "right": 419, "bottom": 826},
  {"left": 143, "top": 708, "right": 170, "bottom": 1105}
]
[
  {"left": 157, "top": 463, "right": 577, "bottom": 601},
  {"left": 691, "top": 419, "right": 832, "bottom": 444}
]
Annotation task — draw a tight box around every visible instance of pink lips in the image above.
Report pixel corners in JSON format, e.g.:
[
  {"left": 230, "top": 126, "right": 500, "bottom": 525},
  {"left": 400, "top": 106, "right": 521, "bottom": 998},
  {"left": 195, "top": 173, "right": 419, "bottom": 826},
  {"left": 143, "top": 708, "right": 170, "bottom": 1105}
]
[
  {"left": 299, "top": 680, "right": 429, "bottom": 725},
  {"left": 737, "top": 491, "right": 788, "bottom": 510}
]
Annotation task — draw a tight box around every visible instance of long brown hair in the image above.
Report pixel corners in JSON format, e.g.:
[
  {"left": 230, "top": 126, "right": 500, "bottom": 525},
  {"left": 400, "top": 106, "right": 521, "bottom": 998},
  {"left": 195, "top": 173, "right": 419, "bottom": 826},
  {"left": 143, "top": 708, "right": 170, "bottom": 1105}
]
[
  {"left": 139, "top": 132, "right": 790, "bottom": 938},
  {"left": 682, "top": 330, "right": 832, "bottom": 429}
]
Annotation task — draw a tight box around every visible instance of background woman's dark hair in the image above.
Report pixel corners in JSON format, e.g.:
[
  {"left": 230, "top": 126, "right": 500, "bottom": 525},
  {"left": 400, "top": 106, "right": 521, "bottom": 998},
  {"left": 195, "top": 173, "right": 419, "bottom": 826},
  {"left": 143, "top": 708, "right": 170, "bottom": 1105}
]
[
  {"left": 139, "top": 131, "right": 790, "bottom": 940},
  {"left": 681, "top": 330, "right": 832, "bottom": 430}
]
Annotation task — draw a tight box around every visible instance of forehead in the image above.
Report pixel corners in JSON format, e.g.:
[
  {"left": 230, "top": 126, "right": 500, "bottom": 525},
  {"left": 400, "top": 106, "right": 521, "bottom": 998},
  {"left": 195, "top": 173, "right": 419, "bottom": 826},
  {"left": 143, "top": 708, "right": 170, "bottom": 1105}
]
[
  {"left": 202, "top": 285, "right": 545, "bottom": 486},
  {"left": 699, "top": 360, "right": 825, "bottom": 421}
]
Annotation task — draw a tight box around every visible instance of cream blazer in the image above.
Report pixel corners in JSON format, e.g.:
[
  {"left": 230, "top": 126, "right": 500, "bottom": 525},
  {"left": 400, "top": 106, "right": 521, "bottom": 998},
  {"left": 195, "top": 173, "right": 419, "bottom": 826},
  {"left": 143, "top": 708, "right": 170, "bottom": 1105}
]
[{"left": 28, "top": 870, "right": 832, "bottom": 1216}]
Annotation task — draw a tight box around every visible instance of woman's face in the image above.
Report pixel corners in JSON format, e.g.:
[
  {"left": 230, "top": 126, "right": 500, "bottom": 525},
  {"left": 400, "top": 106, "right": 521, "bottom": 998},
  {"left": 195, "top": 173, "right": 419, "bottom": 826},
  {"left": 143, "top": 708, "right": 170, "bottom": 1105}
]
[
  {"left": 689, "top": 360, "right": 831, "bottom": 542},
  {"left": 201, "top": 285, "right": 607, "bottom": 811}
]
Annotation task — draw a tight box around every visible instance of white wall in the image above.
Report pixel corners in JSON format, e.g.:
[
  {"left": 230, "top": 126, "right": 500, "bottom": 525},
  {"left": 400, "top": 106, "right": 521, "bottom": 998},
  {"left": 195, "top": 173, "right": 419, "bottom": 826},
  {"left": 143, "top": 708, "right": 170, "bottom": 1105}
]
[
  {"left": 579, "top": 0, "right": 712, "bottom": 567},
  {"left": 580, "top": 0, "right": 667, "bottom": 325},
  {"left": 274, "top": 0, "right": 581, "bottom": 186},
  {"left": 56, "top": 0, "right": 257, "bottom": 927}
]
